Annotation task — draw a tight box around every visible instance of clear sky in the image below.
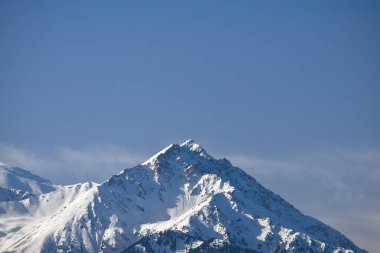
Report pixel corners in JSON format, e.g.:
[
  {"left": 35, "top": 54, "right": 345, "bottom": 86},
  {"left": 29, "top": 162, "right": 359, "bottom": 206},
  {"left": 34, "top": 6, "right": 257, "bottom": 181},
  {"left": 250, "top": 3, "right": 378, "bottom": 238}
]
[{"left": 0, "top": 1, "right": 379, "bottom": 252}]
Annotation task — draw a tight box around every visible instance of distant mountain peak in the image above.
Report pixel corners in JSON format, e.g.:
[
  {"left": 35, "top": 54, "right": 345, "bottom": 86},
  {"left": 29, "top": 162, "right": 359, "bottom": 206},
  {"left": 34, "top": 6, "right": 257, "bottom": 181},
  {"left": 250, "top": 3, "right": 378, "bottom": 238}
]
[
  {"left": 0, "top": 161, "right": 56, "bottom": 195},
  {"left": 180, "top": 139, "right": 200, "bottom": 149},
  {"left": 143, "top": 139, "right": 211, "bottom": 167},
  {"left": 180, "top": 139, "right": 210, "bottom": 157}
]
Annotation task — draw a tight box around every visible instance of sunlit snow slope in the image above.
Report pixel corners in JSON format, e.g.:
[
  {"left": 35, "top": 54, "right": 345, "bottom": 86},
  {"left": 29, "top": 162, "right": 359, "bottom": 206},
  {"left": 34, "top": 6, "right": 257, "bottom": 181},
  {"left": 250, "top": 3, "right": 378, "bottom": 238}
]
[{"left": 0, "top": 140, "right": 368, "bottom": 253}]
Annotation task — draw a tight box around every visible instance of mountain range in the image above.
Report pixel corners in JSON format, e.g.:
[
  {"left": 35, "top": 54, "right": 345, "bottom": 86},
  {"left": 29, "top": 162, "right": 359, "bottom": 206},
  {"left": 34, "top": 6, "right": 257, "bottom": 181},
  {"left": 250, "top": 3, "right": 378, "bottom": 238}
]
[{"left": 0, "top": 140, "right": 368, "bottom": 253}]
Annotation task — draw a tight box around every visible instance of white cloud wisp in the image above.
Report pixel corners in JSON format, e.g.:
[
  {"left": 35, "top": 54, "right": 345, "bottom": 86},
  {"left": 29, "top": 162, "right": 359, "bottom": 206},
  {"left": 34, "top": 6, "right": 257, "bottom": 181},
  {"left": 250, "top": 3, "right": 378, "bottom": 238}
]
[{"left": 0, "top": 143, "right": 146, "bottom": 185}]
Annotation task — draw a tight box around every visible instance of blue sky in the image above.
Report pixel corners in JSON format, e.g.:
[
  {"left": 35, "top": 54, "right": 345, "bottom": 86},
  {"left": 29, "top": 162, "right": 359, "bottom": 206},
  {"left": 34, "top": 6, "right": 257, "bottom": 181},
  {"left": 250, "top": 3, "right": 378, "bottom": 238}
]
[{"left": 0, "top": 1, "right": 379, "bottom": 252}]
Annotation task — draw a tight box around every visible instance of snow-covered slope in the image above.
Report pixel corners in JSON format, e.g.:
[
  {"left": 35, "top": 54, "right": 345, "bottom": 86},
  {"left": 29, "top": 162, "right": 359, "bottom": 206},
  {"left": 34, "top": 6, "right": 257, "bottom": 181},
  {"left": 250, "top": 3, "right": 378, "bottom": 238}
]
[
  {"left": 0, "top": 140, "right": 368, "bottom": 253},
  {"left": 0, "top": 162, "right": 56, "bottom": 196}
]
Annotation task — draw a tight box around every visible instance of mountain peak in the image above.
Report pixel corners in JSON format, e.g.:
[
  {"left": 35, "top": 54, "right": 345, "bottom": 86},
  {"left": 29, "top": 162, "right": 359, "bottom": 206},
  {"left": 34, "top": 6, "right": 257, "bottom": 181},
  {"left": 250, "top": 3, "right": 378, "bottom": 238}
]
[
  {"left": 179, "top": 139, "right": 210, "bottom": 158},
  {"left": 0, "top": 161, "right": 56, "bottom": 195},
  {"left": 180, "top": 139, "right": 196, "bottom": 147},
  {"left": 142, "top": 139, "right": 210, "bottom": 166}
]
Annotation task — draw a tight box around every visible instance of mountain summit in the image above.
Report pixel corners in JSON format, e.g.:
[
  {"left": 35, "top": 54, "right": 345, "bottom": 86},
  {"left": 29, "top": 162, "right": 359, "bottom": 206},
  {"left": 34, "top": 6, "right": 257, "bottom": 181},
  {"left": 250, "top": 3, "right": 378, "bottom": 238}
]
[{"left": 0, "top": 140, "right": 368, "bottom": 253}]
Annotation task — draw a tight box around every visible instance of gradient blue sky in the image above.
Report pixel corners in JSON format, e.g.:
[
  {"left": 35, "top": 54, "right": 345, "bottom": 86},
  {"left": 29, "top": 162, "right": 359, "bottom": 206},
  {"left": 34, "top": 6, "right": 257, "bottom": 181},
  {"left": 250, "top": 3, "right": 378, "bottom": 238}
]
[
  {"left": 0, "top": 1, "right": 379, "bottom": 252},
  {"left": 1, "top": 0, "right": 379, "bottom": 156}
]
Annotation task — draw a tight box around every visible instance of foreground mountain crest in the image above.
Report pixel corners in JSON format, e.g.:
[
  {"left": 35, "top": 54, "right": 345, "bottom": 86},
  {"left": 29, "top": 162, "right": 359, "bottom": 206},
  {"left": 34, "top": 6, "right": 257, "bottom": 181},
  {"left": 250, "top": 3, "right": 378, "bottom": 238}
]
[{"left": 0, "top": 140, "right": 368, "bottom": 253}]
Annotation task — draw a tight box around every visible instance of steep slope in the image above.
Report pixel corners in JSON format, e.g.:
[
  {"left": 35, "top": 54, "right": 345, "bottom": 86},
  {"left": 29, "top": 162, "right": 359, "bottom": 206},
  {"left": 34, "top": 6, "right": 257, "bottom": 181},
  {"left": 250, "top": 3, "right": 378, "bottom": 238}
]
[
  {"left": 0, "top": 140, "right": 368, "bottom": 253},
  {"left": 0, "top": 162, "right": 56, "bottom": 196}
]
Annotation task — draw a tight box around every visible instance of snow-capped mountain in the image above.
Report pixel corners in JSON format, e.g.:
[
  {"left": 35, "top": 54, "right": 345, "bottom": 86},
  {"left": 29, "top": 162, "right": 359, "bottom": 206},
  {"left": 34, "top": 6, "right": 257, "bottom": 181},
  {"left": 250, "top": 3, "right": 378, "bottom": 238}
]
[
  {"left": 0, "top": 162, "right": 56, "bottom": 201},
  {"left": 0, "top": 140, "right": 368, "bottom": 253}
]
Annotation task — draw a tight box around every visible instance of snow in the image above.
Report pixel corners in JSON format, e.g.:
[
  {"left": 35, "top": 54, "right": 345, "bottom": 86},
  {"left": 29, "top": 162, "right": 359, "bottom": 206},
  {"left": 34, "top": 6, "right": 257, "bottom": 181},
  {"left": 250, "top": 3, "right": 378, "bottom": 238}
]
[
  {"left": 0, "top": 140, "right": 368, "bottom": 253},
  {"left": 0, "top": 162, "right": 56, "bottom": 196}
]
